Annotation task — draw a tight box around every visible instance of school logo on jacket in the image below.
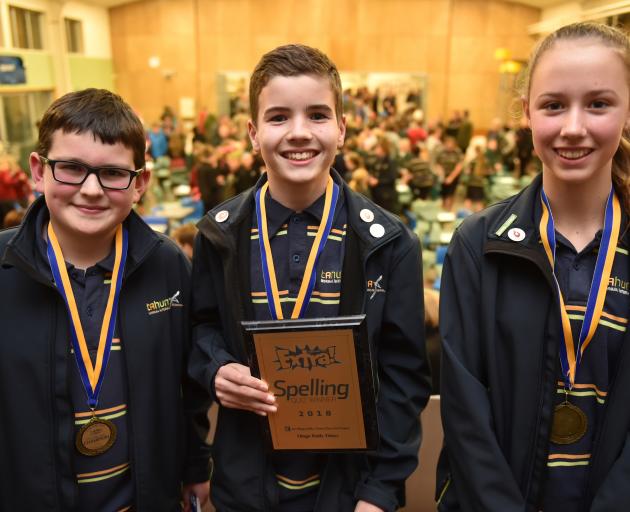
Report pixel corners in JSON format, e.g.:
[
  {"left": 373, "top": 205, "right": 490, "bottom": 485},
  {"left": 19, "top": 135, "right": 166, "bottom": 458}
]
[
  {"left": 320, "top": 270, "right": 342, "bottom": 284},
  {"left": 608, "top": 275, "right": 630, "bottom": 296},
  {"left": 146, "top": 290, "right": 183, "bottom": 315},
  {"left": 367, "top": 275, "right": 385, "bottom": 299}
]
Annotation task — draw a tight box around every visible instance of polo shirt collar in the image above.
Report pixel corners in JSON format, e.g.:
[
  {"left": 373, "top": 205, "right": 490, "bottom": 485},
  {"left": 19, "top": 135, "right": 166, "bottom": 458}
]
[{"left": 258, "top": 172, "right": 346, "bottom": 239}]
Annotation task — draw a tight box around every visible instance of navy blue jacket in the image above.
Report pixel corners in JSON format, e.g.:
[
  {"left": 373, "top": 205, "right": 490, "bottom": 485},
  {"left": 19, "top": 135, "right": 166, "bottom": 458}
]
[
  {"left": 189, "top": 171, "right": 431, "bottom": 511},
  {"left": 0, "top": 198, "right": 211, "bottom": 511},
  {"left": 438, "top": 174, "right": 630, "bottom": 512}
]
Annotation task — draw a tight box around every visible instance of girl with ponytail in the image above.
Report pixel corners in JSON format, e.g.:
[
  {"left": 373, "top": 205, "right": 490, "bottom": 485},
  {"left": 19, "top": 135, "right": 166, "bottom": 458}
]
[{"left": 438, "top": 22, "right": 630, "bottom": 511}]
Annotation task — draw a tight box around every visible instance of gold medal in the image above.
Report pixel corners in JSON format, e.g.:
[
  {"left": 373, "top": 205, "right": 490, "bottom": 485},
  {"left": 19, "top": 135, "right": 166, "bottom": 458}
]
[
  {"left": 76, "top": 416, "right": 117, "bottom": 456},
  {"left": 47, "top": 223, "right": 127, "bottom": 457},
  {"left": 550, "top": 401, "right": 587, "bottom": 445}
]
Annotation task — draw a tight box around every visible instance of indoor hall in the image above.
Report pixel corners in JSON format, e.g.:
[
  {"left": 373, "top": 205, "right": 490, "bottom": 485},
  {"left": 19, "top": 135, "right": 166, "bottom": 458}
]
[{"left": 0, "top": 1, "right": 628, "bottom": 511}]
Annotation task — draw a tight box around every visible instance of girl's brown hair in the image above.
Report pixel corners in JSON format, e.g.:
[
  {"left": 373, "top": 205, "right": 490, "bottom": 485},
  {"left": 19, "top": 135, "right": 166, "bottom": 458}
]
[{"left": 523, "top": 22, "right": 630, "bottom": 210}]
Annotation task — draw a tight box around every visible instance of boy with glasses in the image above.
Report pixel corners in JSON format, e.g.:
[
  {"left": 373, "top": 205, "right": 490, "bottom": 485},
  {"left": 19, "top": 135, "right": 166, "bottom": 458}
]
[{"left": 0, "top": 88, "right": 210, "bottom": 511}]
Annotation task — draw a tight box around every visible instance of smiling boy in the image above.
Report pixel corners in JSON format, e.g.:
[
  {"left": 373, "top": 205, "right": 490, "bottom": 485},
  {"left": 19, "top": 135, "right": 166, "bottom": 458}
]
[
  {"left": 190, "top": 45, "right": 430, "bottom": 512},
  {"left": 0, "top": 89, "right": 210, "bottom": 511}
]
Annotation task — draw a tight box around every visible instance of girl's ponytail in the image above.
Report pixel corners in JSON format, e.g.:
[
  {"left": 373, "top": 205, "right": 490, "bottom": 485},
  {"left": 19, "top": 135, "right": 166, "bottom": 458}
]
[{"left": 613, "top": 131, "right": 630, "bottom": 212}]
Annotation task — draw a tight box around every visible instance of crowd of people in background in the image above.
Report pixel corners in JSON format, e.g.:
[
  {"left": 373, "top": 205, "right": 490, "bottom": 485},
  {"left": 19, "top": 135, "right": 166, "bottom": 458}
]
[
  {"left": 0, "top": 86, "right": 541, "bottom": 253},
  {"left": 140, "top": 87, "right": 540, "bottom": 226}
]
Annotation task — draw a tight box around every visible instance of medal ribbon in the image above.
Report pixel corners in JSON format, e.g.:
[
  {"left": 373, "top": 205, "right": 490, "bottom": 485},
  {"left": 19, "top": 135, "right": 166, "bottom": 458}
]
[
  {"left": 255, "top": 176, "right": 339, "bottom": 319},
  {"left": 46, "top": 223, "right": 128, "bottom": 408},
  {"left": 539, "top": 188, "right": 620, "bottom": 389}
]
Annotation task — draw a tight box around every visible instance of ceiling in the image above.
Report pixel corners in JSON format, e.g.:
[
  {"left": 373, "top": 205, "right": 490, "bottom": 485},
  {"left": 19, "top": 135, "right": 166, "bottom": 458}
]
[
  {"left": 81, "top": 0, "right": 137, "bottom": 7},
  {"left": 85, "top": 0, "right": 567, "bottom": 8},
  {"left": 505, "top": 0, "right": 568, "bottom": 7}
]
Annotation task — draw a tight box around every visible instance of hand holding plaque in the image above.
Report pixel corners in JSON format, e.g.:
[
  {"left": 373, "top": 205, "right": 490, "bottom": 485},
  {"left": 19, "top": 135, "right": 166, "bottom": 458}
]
[{"left": 214, "top": 362, "right": 277, "bottom": 416}]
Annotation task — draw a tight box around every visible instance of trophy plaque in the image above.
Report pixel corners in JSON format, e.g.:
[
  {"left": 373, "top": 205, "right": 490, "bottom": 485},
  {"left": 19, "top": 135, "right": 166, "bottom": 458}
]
[{"left": 242, "top": 315, "right": 378, "bottom": 451}]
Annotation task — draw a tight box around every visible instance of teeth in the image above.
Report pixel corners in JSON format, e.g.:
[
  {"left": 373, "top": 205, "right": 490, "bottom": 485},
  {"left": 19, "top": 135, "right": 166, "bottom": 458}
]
[
  {"left": 285, "top": 151, "right": 315, "bottom": 161},
  {"left": 557, "top": 149, "right": 591, "bottom": 159}
]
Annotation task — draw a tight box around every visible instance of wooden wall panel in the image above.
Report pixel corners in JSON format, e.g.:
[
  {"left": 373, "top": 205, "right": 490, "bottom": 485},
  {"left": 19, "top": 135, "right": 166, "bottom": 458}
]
[
  {"left": 110, "top": 0, "right": 540, "bottom": 128},
  {"left": 451, "top": 0, "right": 490, "bottom": 38}
]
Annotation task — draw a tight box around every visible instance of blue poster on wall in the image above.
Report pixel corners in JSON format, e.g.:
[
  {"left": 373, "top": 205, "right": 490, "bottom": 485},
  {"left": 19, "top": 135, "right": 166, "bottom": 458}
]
[{"left": 0, "top": 56, "right": 26, "bottom": 84}]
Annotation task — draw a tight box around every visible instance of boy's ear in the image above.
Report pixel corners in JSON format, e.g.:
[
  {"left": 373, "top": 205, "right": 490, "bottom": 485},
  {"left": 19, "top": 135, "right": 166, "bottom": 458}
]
[
  {"left": 132, "top": 168, "right": 151, "bottom": 203},
  {"left": 247, "top": 120, "right": 260, "bottom": 153},
  {"left": 337, "top": 114, "right": 347, "bottom": 149},
  {"left": 30, "top": 152, "right": 46, "bottom": 194}
]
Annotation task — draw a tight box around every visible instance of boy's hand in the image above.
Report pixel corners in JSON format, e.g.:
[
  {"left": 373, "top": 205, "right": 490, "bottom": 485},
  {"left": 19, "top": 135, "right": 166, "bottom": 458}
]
[
  {"left": 182, "top": 481, "right": 209, "bottom": 512},
  {"left": 354, "top": 500, "right": 384, "bottom": 512},
  {"left": 214, "top": 363, "right": 277, "bottom": 416}
]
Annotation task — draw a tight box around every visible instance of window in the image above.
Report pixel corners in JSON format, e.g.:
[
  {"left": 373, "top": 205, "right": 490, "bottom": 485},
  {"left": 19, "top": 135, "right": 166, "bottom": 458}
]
[
  {"left": 9, "top": 6, "right": 43, "bottom": 50},
  {"left": 0, "top": 91, "right": 53, "bottom": 169},
  {"left": 3, "top": 93, "right": 35, "bottom": 144},
  {"left": 64, "top": 18, "right": 83, "bottom": 53}
]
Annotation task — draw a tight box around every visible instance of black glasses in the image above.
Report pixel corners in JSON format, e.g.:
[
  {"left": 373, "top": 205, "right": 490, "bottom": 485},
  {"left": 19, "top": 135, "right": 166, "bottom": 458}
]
[{"left": 40, "top": 156, "right": 144, "bottom": 191}]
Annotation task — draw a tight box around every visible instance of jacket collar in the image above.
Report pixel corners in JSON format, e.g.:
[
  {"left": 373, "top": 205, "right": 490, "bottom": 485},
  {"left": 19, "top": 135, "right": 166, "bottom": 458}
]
[
  {"left": 485, "top": 173, "right": 544, "bottom": 252},
  {"left": 197, "top": 168, "right": 403, "bottom": 254},
  {"left": 485, "top": 172, "right": 630, "bottom": 253},
  {"left": 1, "top": 195, "right": 162, "bottom": 284}
]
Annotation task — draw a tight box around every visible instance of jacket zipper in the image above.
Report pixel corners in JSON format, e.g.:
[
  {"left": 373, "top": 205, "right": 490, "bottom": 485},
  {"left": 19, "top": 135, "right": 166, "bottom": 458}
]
[
  {"left": 485, "top": 242, "right": 558, "bottom": 507},
  {"left": 436, "top": 475, "right": 451, "bottom": 508},
  {"left": 115, "top": 304, "right": 140, "bottom": 512},
  {"left": 361, "top": 237, "right": 400, "bottom": 395}
]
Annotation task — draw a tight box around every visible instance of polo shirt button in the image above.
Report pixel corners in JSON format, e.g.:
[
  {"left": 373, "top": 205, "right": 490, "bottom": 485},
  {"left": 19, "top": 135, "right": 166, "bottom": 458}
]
[
  {"left": 292, "top": 254, "right": 300, "bottom": 263},
  {"left": 293, "top": 216, "right": 301, "bottom": 223}
]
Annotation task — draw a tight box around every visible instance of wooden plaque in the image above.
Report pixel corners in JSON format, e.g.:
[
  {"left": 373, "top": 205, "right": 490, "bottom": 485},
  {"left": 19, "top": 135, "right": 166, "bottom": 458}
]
[{"left": 242, "top": 315, "right": 378, "bottom": 452}]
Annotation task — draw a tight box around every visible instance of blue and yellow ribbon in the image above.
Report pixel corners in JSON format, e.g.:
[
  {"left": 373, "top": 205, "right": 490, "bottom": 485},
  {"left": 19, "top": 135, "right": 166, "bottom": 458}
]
[
  {"left": 540, "top": 188, "right": 620, "bottom": 389},
  {"left": 255, "top": 176, "right": 339, "bottom": 319},
  {"left": 47, "top": 223, "right": 128, "bottom": 408}
]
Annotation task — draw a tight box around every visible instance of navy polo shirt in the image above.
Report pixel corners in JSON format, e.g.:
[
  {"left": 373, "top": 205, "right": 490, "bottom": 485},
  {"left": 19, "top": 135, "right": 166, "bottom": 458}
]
[
  {"left": 36, "top": 208, "right": 133, "bottom": 511},
  {"left": 250, "top": 178, "right": 347, "bottom": 512},
  {"left": 543, "top": 224, "right": 629, "bottom": 510}
]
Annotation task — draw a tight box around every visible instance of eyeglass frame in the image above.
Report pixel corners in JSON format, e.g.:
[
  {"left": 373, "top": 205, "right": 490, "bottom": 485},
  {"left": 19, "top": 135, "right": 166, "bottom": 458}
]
[{"left": 39, "top": 155, "right": 145, "bottom": 191}]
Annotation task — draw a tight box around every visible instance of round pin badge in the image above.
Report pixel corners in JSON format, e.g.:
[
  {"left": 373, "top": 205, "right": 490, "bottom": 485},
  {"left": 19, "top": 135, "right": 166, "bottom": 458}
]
[
  {"left": 215, "top": 210, "right": 229, "bottom": 223},
  {"left": 370, "top": 223, "right": 385, "bottom": 238},
  {"left": 507, "top": 227, "right": 525, "bottom": 242},
  {"left": 360, "top": 208, "right": 375, "bottom": 223}
]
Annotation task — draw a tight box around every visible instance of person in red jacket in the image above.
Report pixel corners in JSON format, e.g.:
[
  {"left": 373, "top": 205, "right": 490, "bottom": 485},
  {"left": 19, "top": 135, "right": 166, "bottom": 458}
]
[{"left": 0, "top": 155, "right": 30, "bottom": 224}]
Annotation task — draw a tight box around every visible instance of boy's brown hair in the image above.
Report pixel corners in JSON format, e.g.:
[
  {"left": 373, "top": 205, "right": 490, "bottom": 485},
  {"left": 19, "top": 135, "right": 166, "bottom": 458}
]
[
  {"left": 249, "top": 44, "right": 343, "bottom": 124},
  {"left": 37, "top": 88, "right": 146, "bottom": 169},
  {"left": 171, "top": 222, "right": 198, "bottom": 248}
]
